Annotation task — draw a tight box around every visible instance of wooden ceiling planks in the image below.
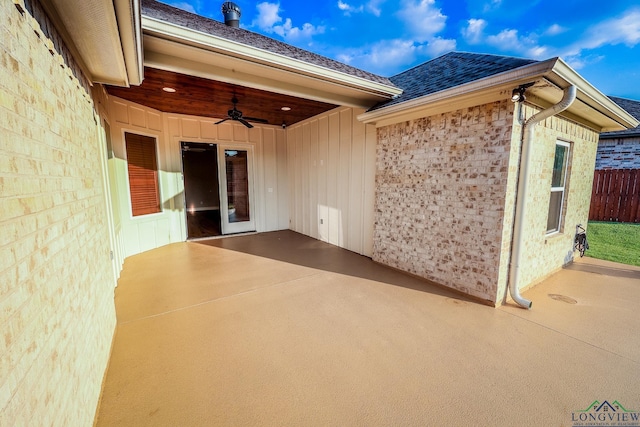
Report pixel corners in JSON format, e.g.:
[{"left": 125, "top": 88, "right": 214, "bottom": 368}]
[{"left": 106, "top": 67, "right": 338, "bottom": 126}]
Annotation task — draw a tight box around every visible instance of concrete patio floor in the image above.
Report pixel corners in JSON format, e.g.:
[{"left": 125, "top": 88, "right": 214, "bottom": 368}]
[{"left": 95, "top": 231, "right": 640, "bottom": 426}]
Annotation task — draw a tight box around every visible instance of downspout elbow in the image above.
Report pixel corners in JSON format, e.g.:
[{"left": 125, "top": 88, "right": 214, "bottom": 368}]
[
  {"left": 508, "top": 85, "right": 576, "bottom": 309},
  {"left": 525, "top": 85, "right": 577, "bottom": 127}
]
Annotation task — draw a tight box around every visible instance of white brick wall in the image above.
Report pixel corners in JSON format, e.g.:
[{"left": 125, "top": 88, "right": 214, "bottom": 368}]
[
  {"left": 373, "top": 101, "right": 515, "bottom": 303},
  {"left": 496, "top": 105, "right": 599, "bottom": 302},
  {"left": 372, "top": 100, "right": 598, "bottom": 305},
  {"left": 1, "top": 2, "right": 116, "bottom": 425}
]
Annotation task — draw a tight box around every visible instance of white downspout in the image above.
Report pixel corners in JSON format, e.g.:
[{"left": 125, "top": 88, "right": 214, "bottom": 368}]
[{"left": 508, "top": 85, "right": 577, "bottom": 308}]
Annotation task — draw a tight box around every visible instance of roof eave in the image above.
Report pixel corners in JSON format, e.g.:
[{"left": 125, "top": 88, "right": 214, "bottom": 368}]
[
  {"left": 141, "top": 16, "right": 401, "bottom": 106},
  {"left": 358, "top": 57, "right": 640, "bottom": 131},
  {"left": 44, "top": 0, "right": 143, "bottom": 87},
  {"left": 115, "top": 0, "right": 144, "bottom": 86},
  {"left": 547, "top": 58, "right": 639, "bottom": 131},
  {"left": 357, "top": 58, "right": 558, "bottom": 126},
  {"left": 599, "top": 131, "right": 640, "bottom": 139}
]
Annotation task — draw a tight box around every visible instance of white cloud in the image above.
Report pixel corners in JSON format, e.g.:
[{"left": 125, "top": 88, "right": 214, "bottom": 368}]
[
  {"left": 562, "top": 53, "right": 604, "bottom": 70},
  {"left": 338, "top": 1, "right": 364, "bottom": 15},
  {"left": 485, "top": 29, "right": 547, "bottom": 58},
  {"left": 333, "top": 0, "right": 454, "bottom": 74},
  {"left": 396, "top": 0, "right": 447, "bottom": 42},
  {"left": 482, "top": 0, "right": 502, "bottom": 13},
  {"left": 544, "top": 24, "right": 567, "bottom": 36},
  {"left": 556, "top": 8, "right": 640, "bottom": 69},
  {"left": 486, "top": 29, "right": 520, "bottom": 50},
  {"left": 253, "top": 2, "right": 282, "bottom": 30},
  {"left": 167, "top": 1, "right": 197, "bottom": 14},
  {"left": 274, "top": 20, "right": 325, "bottom": 39},
  {"left": 253, "top": 2, "right": 325, "bottom": 41},
  {"left": 422, "top": 37, "right": 456, "bottom": 56},
  {"left": 580, "top": 8, "right": 640, "bottom": 49},
  {"left": 366, "top": 0, "right": 385, "bottom": 17},
  {"left": 336, "top": 36, "right": 455, "bottom": 74},
  {"left": 372, "top": 40, "right": 417, "bottom": 65},
  {"left": 462, "top": 18, "right": 487, "bottom": 44}
]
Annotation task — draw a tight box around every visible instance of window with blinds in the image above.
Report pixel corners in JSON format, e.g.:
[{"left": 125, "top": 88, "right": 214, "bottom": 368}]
[{"left": 125, "top": 132, "right": 161, "bottom": 216}]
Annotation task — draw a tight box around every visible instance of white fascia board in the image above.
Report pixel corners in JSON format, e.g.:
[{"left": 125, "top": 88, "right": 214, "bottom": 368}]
[
  {"left": 549, "top": 58, "right": 639, "bottom": 130},
  {"left": 141, "top": 16, "right": 401, "bottom": 99},
  {"left": 114, "top": 0, "right": 143, "bottom": 86},
  {"left": 357, "top": 59, "right": 558, "bottom": 126},
  {"left": 144, "top": 48, "right": 374, "bottom": 108}
]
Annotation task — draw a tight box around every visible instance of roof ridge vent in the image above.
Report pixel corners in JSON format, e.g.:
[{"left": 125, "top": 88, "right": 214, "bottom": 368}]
[{"left": 222, "top": 2, "right": 241, "bottom": 27}]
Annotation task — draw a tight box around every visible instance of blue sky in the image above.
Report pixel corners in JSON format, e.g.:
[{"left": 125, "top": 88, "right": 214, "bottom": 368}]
[{"left": 161, "top": 0, "right": 640, "bottom": 99}]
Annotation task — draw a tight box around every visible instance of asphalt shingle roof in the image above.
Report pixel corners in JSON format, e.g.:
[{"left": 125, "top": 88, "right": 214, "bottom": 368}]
[
  {"left": 141, "top": 0, "right": 395, "bottom": 87},
  {"left": 368, "top": 52, "right": 539, "bottom": 111},
  {"left": 602, "top": 96, "right": 640, "bottom": 138}
]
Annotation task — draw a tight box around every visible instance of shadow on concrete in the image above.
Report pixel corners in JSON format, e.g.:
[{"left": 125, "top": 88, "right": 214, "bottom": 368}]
[
  {"left": 563, "top": 260, "right": 640, "bottom": 279},
  {"left": 195, "top": 230, "right": 488, "bottom": 305}
]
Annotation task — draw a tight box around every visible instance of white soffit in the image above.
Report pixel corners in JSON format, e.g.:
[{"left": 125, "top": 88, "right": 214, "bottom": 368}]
[
  {"left": 141, "top": 16, "right": 401, "bottom": 108},
  {"left": 544, "top": 58, "right": 639, "bottom": 131},
  {"left": 45, "top": 0, "right": 141, "bottom": 86}
]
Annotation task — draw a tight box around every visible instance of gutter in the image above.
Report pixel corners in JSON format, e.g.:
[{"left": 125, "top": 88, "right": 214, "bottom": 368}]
[{"left": 508, "top": 85, "right": 577, "bottom": 309}]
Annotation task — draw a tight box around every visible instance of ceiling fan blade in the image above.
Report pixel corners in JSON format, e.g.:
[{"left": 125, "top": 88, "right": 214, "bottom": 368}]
[
  {"left": 215, "top": 118, "right": 229, "bottom": 125},
  {"left": 243, "top": 116, "right": 269, "bottom": 124},
  {"left": 238, "top": 118, "right": 254, "bottom": 128}
]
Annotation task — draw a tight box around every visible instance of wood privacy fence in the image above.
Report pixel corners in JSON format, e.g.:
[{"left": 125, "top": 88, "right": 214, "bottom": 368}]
[{"left": 589, "top": 169, "right": 640, "bottom": 222}]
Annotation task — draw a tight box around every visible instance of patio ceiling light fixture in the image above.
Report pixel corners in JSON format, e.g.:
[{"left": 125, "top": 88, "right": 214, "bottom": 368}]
[
  {"left": 281, "top": 106, "right": 291, "bottom": 111},
  {"left": 162, "top": 87, "right": 176, "bottom": 93},
  {"left": 511, "top": 82, "right": 535, "bottom": 103}
]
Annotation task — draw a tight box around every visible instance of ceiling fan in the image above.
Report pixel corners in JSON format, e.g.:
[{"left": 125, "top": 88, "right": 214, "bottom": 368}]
[{"left": 215, "top": 96, "right": 268, "bottom": 128}]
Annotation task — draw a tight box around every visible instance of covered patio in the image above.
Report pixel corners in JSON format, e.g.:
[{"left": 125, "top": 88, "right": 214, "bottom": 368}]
[{"left": 95, "top": 231, "right": 640, "bottom": 426}]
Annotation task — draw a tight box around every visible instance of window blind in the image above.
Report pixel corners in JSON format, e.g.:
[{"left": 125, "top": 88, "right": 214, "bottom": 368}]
[{"left": 125, "top": 132, "right": 161, "bottom": 216}]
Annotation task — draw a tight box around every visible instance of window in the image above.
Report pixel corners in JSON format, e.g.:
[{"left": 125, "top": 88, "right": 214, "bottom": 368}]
[
  {"left": 125, "top": 132, "right": 161, "bottom": 216},
  {"left": 546, "top": 141, "right": 570, "bottom": 234}
]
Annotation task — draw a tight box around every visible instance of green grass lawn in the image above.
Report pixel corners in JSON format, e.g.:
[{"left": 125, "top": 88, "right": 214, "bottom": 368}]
[{"left": 585, "top": 221, "right": 640, "bottom": 267}]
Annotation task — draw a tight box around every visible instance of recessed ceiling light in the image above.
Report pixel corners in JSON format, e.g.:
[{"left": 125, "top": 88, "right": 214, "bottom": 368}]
[
  {"left": 162, "top": 87, "right": 176, "bottom": 93},
  {"left": 281, "top": 106, "right": 291, "bottom": 111}
]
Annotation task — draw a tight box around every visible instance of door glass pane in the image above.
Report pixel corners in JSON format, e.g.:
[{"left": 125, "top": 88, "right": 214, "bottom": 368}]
[
  {"left": 225, "top": 150, "right": 250, "bottom": 223},
  {"left": 551, "top": 144, "right": 568, "bottom": 187}
]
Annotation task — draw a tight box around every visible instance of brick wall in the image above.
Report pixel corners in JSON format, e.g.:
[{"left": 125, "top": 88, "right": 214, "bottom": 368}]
[
  {"left": 373, "top": 101, "right": 515, "bottom": 303},
  {"left": 595, "top": 138, "right": 640, "bottom": 170},
  {"left": 1, "top": 1, "right": 116, "bottom": 426},
  {"left": 372, "top": 100, "right": 598, "bottom": 305},
  {"left": 498, "top": 105, "right": 599, "bottom": 301}
]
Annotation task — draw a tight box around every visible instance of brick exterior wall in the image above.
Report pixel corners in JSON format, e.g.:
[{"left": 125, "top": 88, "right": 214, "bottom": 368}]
[
  {"left": 595, "top": 138, "right": 640, "bottom": 170},
  {"left": 1, "top": 1, "right": 116, "bottom": 426},
  {"left": 372, "top": 100, "right": 599, "bottom": 305},
  {"left": 499, "top": 105, "right": 600, "bottom": 302},
  {"left": 373, "top": 101, "right": 515, "bottom": 303}
]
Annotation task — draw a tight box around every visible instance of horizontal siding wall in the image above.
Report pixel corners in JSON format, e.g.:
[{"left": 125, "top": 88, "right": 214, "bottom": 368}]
[
  {"left": 108, "top": 96, "right": 288, "bottom": 258},
  {"left": 287, "top": 107, "right": 376, "bottom": 256}
]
